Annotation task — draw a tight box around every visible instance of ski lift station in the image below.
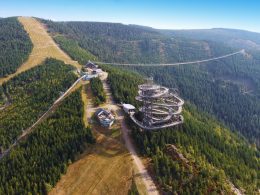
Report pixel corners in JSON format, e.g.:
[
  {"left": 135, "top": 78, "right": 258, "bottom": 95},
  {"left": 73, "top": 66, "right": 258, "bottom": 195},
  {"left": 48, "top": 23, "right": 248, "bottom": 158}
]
[
  {"left": 80, "top": 61, "right": 104, "bottom": 81},
  {"left": 85, "top": 60, "right": 98, "bottom": 69}
]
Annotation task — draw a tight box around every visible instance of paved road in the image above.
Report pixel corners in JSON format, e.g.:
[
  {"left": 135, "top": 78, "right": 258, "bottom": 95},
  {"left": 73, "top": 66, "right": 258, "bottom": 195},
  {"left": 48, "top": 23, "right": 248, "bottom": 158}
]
[
  {"left": 101, "top": 72, "right": 159, "bottom": 195},
  {"left": 0, "top": 76, "right": 84, "bottom": 160}
]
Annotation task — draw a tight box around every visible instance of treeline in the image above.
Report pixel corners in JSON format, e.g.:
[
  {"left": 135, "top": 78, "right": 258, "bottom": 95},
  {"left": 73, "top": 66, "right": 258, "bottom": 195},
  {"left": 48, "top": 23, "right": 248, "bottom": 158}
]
[
  {"left": 128, "top": 179, "right": 139, "bottom": 195},
  {"left": 127, "top": 58, "right": 260, "bottom": 147},
  {"left": 102, "top": 65, "right": 143, "bottom": 106},
  {"left": 40, "top": 20, "right": 260, "bottom": 191},
  {"left": 130, "top": 106, "right": 259, "bottom": 193},
  {"left": 54, "top": 35, "right": 96, "bottom": 64},
  {"left": 42, "top": 19, "right": 215, "bottom": 64},
  {"left": 0, "top": 86, "right": 5, "bottom": 106},
  {"left": 0, "top": 90, "right": 95, "bottom": 194},
  {"left": 42, "top": 19, "right": 260, "bottom": 146},
  {"left": 103, "top": 65, "right": 259, "bottom": 193},
  {"left": 90, "top": 77, "right": 106, "bottom": 106},
  {"left": 148, "top": 144, "right": 231, "bottom": 194},
  {"left": 0, "top": 58, "right": 77, "bottom": 150},
  {"left": 0, "top": 17, "right": 32, "bottom": 77}
]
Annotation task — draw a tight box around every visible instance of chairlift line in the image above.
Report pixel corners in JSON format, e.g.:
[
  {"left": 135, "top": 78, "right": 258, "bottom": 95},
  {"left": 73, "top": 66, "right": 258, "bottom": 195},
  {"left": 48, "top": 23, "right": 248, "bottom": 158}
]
[{"left": 94, "top": 49, "right": 245, "bottom": 67}]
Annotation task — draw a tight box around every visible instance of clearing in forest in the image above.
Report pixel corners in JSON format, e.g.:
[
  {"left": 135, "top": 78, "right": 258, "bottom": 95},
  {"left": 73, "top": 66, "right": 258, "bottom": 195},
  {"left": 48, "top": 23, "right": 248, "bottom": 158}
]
[
  {"left": 0, "top": 17, "right": 81, "bottom": 84},
  {"left": 50, "top": 132, "right": 134, "bottom": 195},
  {"left": 50, "top": 86, "right": 134, "bottom": 195}
]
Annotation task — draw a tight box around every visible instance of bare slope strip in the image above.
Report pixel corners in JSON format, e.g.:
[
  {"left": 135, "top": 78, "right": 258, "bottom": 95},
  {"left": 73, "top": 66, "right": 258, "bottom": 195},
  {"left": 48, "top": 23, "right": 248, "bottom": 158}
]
[{"left": 0, "top": 17, "right": 81, "bottom": 84}]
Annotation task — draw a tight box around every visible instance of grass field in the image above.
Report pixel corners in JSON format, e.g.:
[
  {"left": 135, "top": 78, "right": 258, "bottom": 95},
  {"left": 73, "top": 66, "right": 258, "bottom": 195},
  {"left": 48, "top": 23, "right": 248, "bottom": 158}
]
[
  {"left": 50, "top": 132, "right": 134, "bottom": 195},
  {"left": 49, "top": 85, "right": 134, "bottom": 195},
  {"left": 0, "top": 17, "right": 81, "bottom": 84}
]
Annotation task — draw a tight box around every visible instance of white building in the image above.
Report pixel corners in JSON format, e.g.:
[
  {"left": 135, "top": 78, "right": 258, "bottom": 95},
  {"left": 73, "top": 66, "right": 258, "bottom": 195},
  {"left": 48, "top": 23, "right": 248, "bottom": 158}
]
[
  {"left": 92, "top": 69, "right": 103, "bottom": 75},
  {"left": 83, "top": 73, "right": 99, "bottom": 81},
  {"left": 122, "top": 104, "right": 136, "bottom": 114}
]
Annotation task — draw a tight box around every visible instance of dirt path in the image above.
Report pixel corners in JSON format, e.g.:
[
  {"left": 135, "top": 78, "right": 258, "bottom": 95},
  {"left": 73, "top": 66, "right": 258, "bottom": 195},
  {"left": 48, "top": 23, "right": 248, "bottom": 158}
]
[
  {"left": 50, "top": 84, "right": 134, "bottom": 195},
  {"left": 50, "top": 131, "right": 133, "bottom": 195},
  {"left": 50, "top": 73, "right": 159, "bottom": 195},
  {"left": 101, "top": 72, "right": 159, "bottom": 195},
  {"left": 0, "top": 17, "right": 81, "bottom": 85},
  {"left": 0, "top": 16, "right": 158, "bottom": 193},
  {"left": 120, "top": 120, "right": 158, "bottom": 195}
]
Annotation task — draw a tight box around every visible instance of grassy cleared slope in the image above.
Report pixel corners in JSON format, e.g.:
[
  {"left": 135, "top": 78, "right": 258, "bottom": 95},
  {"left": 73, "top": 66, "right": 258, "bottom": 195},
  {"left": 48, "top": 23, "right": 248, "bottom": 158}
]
[
  {"left": 50, "top": 85, "right": 134, "bottom": 195},
  {"left": 0, "top": 17, "right": 81, "bottom": 84},
  {"left": 50, "top": 133, "right": 133, "bottom": 195}
]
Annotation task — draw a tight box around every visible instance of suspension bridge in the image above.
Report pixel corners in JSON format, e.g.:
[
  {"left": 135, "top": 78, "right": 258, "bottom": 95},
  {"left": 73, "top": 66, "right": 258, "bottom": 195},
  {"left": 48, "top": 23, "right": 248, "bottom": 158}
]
[{"left": 94, "top": 49, "right": 245, "bottom": 66}]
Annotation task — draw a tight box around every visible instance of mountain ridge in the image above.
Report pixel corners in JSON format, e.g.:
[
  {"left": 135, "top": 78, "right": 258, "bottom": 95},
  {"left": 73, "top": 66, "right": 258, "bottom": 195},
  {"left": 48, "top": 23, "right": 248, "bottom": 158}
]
[
  {"left": 42, "top": 18, "right": 260, "bottom": 146},
  {"left": 0, "top": 16, "right": 259, "bottom": 194}
]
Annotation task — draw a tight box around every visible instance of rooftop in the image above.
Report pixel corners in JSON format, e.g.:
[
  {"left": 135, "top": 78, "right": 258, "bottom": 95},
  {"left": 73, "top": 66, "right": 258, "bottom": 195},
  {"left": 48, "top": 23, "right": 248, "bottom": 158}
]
[
  {"left": 123, "top": 104, "right": 135, "bottom": 110},
  {"left": 95, "top": 108, "right": 115, "bottom": 127}
]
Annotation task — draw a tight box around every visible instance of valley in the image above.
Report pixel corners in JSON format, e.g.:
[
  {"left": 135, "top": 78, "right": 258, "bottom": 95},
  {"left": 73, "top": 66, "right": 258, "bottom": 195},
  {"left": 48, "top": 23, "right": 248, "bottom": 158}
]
[
  {"left": 0, "top": 17, "right": 158, "bottom": 194},
  {"left": 0, "top": 15, "right": 259, "bottom": 194},
  {"left": 42, "top": 19, "right": 260, "bottom": 146},
  {"left": 49, "top": 71, "right": 159, "bottom": 194}
]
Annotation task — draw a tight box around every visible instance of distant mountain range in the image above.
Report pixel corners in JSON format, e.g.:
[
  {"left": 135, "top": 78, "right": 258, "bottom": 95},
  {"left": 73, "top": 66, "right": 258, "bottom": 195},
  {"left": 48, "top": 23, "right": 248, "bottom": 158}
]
[{"left": 161, "top": 28, "right": 260, "bottom": 51}]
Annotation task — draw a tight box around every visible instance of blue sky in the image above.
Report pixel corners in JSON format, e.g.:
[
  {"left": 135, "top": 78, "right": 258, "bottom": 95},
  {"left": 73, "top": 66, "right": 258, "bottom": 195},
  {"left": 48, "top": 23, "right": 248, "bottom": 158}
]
[{"left": 1, "top": 0, "right": 259, "bottom": 32}]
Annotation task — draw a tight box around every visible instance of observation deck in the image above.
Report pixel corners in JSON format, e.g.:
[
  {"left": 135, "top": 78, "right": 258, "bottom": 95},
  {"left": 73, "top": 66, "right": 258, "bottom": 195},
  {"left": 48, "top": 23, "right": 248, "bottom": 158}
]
[{"left": 131, "top": 79, "right": 184, "bottom": 130}]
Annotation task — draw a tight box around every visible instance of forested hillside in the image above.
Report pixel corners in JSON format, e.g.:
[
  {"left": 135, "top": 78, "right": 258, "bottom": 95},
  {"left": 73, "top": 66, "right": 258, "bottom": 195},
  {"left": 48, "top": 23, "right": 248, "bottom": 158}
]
[
  {"left": 104, "top": 66, "right": 143, "bottom": 106},
  {"left": 43, "top": 19, "right": 260, "bottom": 147},
  {"left": 102, "top": 65, "right": 259, "bottom": 194},
  {"left": 0, "top": 59, "right": 77, "bottom": 150},
  {"left": 0, "top": 86, "right": 5, "bottom": 107},
  {"left": 90, "top": 77, "right": 106, "bottom": 106},
  {"left": 0, "top": 17, "right": 32, "bottom": 77},
  {"left": 127, "top": 61, "right": 260, "bottom": 147},
  {"left": 161, "top": 28, "right": 260, "bottom": 51},
  {"left": 0, "top": 16, "right": 258, "bottom": 194},
  {"left": 42, "top": 19, "right": 217, "bottom": 64},
  {"left": 39, "top": 19, "right": 259, "bottom": 193},
  {"left": 54, "top": 35, "right": 96, "bottom": 64},
  {"left": 0, "top": 89, "right": 94, "bottom": 194}
]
